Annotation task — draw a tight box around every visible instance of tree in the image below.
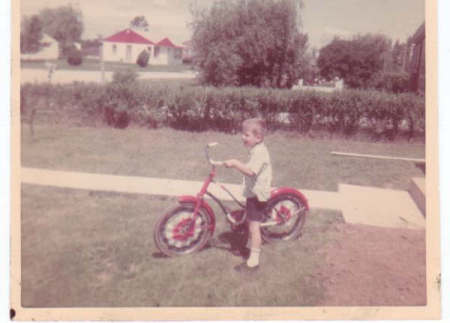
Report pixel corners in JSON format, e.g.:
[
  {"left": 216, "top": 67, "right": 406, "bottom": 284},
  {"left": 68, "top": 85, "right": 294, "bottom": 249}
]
[
  {"left": 130, "top": 16, "right": 149, "bottom": 31},
  {"left": 390, "top": 40, "right": 407, "bottom": 72},
  {"left": 21, "top": 14, "right": 43, "bottom": 53},
  {"left": 39, "top": 5, "right": 83, "bottom": 56},
  {"left": 190, "top": 0, "right": 309, "bottom": 88},
  {"left": 317, "top": 34, "right": 391, "bottom": 89},
  {"left": 66, "top": 45, "right": 83, "bottom": 65}
]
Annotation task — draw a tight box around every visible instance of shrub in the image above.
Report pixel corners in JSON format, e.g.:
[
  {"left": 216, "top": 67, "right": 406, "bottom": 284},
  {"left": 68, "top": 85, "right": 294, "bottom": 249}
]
[
  {"left": 136, "top": 49, "right": 150, "bottom": 67},
  {"left": 369, "top": 72, "right": 410, "bottom": 93},
  {"left": 20, "top": 81, "right": 425, "bottom": 140},
  {"left": 100, "top": 69, "right": 141, "bottom": 128},
  {"left": 66, "top": 47, "right": 83, "bottom": 66},
  {"left": 112, "top": 68, "right": 138, "bottom": 84}
]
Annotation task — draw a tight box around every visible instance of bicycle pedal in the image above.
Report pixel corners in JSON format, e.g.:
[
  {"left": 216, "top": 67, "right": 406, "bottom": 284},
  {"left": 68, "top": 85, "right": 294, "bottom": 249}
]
[{"left": 260, "top": 220, "right": 278, "bottom": 227}]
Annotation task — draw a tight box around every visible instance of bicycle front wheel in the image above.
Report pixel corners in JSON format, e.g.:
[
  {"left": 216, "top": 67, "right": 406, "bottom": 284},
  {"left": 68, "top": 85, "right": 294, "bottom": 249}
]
[{"left": 153, "top": 204, "right": 213, "bottom": 257}]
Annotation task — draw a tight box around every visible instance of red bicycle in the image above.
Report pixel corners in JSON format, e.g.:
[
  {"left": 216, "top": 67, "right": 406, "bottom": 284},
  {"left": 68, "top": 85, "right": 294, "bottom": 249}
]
[{"left": 154, "top": 143, "right": 309, "bottom": 257}]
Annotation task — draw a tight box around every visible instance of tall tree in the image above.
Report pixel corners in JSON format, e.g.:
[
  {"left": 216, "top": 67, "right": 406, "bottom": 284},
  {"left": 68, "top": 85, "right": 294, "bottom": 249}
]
[
  {"left": 20, "top": 14, "right": 43, "bottom": 53},
  {"left": 130, "top": 16, "right": 149, "bottom": 31},
  {"left": 39, "top": 5, "right": 83, "bottom": 55},
  {"left": 391, "top": 40, "right": 407, "bottom": 72},
  {"left": 317, "top": 34, "right": 391, "bottom": 89},
  {"left": 191, "top": 0, "right": 309, "bottom": 88}
]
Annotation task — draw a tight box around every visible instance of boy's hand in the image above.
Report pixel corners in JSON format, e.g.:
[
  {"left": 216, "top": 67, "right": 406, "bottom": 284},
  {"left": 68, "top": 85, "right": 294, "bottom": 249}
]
[
  {"left": 224, "top": 159, "right": 237, "bottom": 168},
  {"left": 224, "top": 159, "right": 255, "bottom": 177}
]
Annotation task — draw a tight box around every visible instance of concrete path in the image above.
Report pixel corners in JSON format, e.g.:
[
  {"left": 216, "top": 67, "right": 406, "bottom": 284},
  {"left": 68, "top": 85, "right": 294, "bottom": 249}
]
[
  {"left": 21, "top": 167, "right": 425, "bottom": 229},
  {"left": 21, "top": 68, "right": 196, "bottom": 84}
]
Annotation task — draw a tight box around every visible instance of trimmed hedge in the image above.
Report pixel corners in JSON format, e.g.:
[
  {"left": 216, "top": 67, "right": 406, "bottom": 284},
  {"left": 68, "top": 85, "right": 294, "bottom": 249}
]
[{"left": 20, "top": 81, "right": 425, "bottom": 140}]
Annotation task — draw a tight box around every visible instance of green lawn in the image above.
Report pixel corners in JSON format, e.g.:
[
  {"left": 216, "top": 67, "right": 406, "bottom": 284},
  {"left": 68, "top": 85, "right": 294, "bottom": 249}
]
[
  {"left": 21, "top": 58, "right": 194, "bottom": 73},
  {"left": 21, "top": 125, "right": 425, "bottom": 191},
  {"left": 20, "top": 125, "right": 425, "bottom": 307},
  {"left": 21, "top": 184, "right": 343, "bottom": 307}
]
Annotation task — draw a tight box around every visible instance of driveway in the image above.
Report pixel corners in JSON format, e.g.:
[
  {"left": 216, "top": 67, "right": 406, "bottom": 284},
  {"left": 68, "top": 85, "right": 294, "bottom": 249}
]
[{"left": 21, "top": 167, "right": 425, "bottom": 229}]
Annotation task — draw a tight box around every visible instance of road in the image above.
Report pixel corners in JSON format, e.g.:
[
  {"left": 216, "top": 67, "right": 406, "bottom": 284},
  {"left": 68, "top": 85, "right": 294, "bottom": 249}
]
[{"left": 20, "top": 68, "right": 196, "bottom": 84}]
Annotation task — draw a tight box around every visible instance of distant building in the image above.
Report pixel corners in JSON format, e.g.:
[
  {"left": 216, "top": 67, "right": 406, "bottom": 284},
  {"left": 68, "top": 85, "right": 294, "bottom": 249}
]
[
  {"left": 21, "top": 34, "right": 59, "bottom": 61},
  {"left": 102, "top": 28, "right": 183, "bottom": 65},
  {"left": 154, "top": 37, "right": 183, "bottom": 65}
]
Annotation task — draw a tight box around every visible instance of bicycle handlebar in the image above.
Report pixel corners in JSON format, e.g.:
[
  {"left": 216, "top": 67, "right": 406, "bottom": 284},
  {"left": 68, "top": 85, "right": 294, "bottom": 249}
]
[{"left": 205, "top": 142, "right": 224, "bottom": 166}]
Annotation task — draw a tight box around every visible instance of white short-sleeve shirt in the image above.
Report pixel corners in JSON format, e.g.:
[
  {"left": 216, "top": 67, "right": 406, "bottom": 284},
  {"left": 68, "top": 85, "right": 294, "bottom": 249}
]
[{"left": 243, "top": 142, "right": 272, "bottom": 201}]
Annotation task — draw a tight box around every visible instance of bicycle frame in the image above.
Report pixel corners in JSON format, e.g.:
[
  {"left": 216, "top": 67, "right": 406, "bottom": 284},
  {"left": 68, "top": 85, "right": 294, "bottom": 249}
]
[
  {"left": 180, "top": 163, "right": 244, "bottom": 227},
  {"left": 177, "top": 143, "right": 310, "bottom": 236}
]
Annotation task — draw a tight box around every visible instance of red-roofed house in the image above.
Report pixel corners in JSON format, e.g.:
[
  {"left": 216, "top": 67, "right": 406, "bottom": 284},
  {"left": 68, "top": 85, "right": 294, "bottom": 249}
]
[
  {"left": 153, "top": 37, "right": 183, "bottom": 65},
  {"left": 102, "top": 28, "right": 183, "bottom": 65}
]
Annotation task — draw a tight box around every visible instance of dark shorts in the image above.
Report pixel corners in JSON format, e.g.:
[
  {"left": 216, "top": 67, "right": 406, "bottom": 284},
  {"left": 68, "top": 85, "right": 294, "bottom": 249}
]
[{"left": 246, "top": 197, "right": 267, "bottom": 222}]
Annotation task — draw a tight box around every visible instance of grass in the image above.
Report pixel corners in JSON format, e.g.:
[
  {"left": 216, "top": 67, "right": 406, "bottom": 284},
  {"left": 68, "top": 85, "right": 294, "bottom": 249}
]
[
  {"left": 21, "top": 125, "right": 425, "bottom": 191},
  {"left": 21, "top": 184, "right": 343, "bottom": 307},
  {"left": 21, "top": 58, "right": 194, "bottom": 73},
  {"left": 20, "top": 125, "right": 424, "bottom": 307}
]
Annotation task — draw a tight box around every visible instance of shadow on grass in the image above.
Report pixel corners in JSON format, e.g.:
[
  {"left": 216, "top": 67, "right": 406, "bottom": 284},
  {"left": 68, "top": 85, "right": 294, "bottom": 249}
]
[
  {"left": 151, "top": 227, "right": 249, "bottom": 259},
  {"left": 151, "top": 252, "right": 168, "bottom": 259},
  {"left": 214, "top": 227, "right": 250, "bottom": 258}
]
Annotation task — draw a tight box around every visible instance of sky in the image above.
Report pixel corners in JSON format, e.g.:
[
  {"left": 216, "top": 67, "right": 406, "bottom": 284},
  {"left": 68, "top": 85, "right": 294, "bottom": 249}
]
[{"left": 20, "top": 0, "right": 425, "bottom": 49}]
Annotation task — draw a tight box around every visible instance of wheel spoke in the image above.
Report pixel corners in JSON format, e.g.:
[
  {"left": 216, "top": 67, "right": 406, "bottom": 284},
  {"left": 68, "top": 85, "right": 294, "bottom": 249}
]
[
  {"left": 261, "top": 195, "right": 307, "bottom": 241},
  {"left": 155, "top": 205, "right": 213, "bottom": 256}
]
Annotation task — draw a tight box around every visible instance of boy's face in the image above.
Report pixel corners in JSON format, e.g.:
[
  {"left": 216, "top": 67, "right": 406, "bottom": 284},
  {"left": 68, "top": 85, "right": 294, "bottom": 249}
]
[{"left": 241, "top": 128, "right": 261, "bottom": 148}]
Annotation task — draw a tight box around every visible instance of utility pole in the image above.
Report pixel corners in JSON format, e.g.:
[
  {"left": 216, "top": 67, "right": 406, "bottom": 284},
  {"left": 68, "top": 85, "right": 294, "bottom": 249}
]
[{"left": 99, "top": 35, "right": 105, "bottom": 83}]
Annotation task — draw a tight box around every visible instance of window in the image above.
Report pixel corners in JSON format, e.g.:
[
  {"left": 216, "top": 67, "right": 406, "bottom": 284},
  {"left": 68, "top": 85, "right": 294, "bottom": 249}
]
[
  {"left": 112, "top": 44, "right": 117, "bottom": 55},
  {"left": 174, "top": 48, "right": 182, "bottom": 59},
  {"left": 126, "top": 45, "right": 132, "bottom": 61},
  {"left": 154, "top": 46, "right": 160, "bottom": 57}
]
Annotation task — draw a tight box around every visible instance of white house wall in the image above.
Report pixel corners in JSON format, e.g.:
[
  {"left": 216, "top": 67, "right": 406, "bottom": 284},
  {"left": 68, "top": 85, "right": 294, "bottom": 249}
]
[
  {"left": 102, "top": 41, "right": 151, "bottom": 64},
  {"left": 102, "top": 41, "right": 183, "bottom": 65},
  {"left": 152, "top": 46, "right": 169, "bottom": 65},
  {"left": 152, "top": 46, "right": 183, "bottom": 65}
]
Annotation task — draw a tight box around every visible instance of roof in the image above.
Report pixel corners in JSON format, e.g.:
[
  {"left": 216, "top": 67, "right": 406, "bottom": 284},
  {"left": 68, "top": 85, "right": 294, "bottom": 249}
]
[
  {"left": 104, "top": 28, "right": 154, "bottom": 45},
  {"left": 156, "top": 37, "right": 181, "bottom": 48}
]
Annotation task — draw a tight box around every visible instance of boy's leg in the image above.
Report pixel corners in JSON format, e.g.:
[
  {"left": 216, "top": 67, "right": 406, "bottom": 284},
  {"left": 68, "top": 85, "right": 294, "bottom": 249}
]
[{"left": 247, "top": 220, "right": 261, "bottom": 267}]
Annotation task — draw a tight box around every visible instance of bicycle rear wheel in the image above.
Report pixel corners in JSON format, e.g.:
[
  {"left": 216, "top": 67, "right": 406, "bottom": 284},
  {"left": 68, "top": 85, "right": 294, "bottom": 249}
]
[{"left": 261, "top": 193, "right": 307, "bottom": 242}]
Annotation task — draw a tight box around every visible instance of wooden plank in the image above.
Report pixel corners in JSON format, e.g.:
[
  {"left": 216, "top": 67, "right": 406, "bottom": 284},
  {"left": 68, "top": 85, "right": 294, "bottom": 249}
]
[{"left": 331, "top": 151, "right": 425, "bottom": 163}]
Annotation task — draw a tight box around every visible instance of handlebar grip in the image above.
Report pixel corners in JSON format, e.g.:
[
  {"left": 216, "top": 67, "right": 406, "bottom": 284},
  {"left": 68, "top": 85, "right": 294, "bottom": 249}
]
[
  {"left": 210, "top": 160, "right": 224, "bottom": 166},
  {"left": 205, "top": 143, "right": 223, "bottom": 166}
]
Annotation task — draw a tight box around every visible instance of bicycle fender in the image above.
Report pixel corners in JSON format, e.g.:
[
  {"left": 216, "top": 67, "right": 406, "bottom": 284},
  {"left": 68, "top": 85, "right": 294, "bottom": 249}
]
[
  {"left": 270, "top": 187, "right": 310, "bottom": 211},
  {"left": 178, "top": 196, "right": 216, "bottom": 233}
]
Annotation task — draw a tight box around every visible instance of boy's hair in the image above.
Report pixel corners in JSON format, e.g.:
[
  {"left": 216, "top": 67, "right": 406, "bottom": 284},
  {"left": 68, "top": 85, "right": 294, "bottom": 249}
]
[{"left": 242, "top": 118, "right": 266, "bottom": 140}]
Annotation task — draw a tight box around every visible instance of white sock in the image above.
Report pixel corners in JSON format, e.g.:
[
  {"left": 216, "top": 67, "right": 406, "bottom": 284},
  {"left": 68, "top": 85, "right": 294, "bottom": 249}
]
[{"left": 246, "top": 248, "right": 261, "bottom": 267}]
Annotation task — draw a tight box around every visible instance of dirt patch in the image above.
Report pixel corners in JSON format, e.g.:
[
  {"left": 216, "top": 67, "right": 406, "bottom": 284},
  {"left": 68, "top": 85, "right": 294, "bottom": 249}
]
[{"left": 316, "top": 223, "right": 426, "bottom": 306}]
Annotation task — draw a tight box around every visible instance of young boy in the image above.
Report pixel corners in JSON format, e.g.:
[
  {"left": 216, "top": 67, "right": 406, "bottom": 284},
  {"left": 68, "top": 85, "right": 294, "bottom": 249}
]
[{"left": 224, "top": 118, "right": 272, "bottom": 272}]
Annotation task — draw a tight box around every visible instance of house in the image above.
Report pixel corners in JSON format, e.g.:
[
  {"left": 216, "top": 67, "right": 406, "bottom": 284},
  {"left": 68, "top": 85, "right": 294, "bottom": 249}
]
[
  {"left": 21, "top": 33, "right": 59, "bottom": 61},
  {"left": 102, "top": 28, "right": 183, "bottom": 65},
  {"left": 102, "top": 28, "right": 154, "bottom": 64},
  {"left": 153, "top": 37, "right": 183, "bottom": 65}
]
